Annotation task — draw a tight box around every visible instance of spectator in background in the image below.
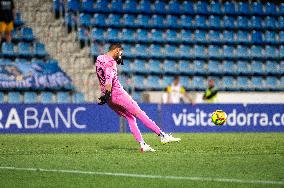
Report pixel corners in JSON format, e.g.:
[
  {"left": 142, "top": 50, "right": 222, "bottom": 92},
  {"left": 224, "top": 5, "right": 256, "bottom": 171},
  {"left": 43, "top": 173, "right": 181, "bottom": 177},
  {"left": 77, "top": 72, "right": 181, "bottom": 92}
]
[
  {"left": 203, "top": 79, "right": 218, "bottom": 103},
  {"left": 165, "top": 76, "right": 194, "bottom": 104},
  {"left": 0, "top": 0, "right": 15, "bottom": 44}
]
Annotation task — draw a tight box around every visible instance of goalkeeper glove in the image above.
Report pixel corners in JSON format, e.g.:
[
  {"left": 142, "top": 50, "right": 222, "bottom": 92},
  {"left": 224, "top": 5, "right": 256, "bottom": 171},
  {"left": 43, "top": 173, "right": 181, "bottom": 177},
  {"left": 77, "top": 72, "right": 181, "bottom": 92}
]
[{"left": 98, "top": 90, "right": 111, "bottom": 105}]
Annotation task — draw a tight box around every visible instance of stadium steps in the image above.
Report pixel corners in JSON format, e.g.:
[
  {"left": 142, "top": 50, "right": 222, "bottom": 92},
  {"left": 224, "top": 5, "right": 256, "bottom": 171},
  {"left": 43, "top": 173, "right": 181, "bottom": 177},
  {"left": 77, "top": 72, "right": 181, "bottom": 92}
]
[{"left": 16, "top": 0, "right": 100, "bottom": 102}]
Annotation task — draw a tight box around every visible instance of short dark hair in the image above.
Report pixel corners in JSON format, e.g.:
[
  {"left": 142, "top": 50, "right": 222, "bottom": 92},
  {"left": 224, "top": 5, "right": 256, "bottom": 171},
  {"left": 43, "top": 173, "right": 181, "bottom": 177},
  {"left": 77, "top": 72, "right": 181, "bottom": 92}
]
[{"left": 108, "top": 43, "right": 123, "bottom": 51}]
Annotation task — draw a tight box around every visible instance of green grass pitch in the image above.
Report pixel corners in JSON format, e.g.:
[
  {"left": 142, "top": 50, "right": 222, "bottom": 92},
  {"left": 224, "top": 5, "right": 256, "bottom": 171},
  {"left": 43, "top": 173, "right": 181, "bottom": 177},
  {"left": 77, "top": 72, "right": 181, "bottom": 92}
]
[{"left": 0, "top": 133, "right": 283, "bottom": 188}]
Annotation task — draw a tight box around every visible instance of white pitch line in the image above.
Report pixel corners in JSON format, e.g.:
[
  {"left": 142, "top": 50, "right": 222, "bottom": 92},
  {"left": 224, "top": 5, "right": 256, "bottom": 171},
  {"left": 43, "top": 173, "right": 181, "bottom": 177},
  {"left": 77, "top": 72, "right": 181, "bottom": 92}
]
[{"left": 0, "top": 166, "right": 283, "bottom": 186}]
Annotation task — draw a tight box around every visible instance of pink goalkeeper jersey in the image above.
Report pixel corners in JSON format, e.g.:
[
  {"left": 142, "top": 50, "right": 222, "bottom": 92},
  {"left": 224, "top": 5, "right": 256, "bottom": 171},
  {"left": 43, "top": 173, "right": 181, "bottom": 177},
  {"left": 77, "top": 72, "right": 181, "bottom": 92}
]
[{"left": 95, "top": 54, "right": 126, "bottom": 97}]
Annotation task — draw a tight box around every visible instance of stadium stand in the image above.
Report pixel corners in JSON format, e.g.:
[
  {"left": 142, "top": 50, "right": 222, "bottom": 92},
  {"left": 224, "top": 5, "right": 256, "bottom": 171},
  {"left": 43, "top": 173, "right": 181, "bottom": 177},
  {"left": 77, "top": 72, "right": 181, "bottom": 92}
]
[{"left": 22, "top": 0, "right": 284, "bottom": 102}]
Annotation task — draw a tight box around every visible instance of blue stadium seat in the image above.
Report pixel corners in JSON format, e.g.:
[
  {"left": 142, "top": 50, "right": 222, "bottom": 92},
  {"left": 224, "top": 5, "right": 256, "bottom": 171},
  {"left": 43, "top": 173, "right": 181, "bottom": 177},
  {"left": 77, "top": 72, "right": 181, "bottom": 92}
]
[
  {"left": 180, "top": 30, "right": 193, "bottom": 43},
  {"left": 264, "top": 2, "right": 277, "bottom": 16},
  {"left": 237, "top": 16, "right": 249, "bottom": 29},
  {"left": 208, "top": 30, "right": 221, "bottom": 43},
  {"left": 134, "top": 44, "right": 148, "bottom": 58},
  {"left": 67, "top": 0, "right": 80, "bottom": 12},
  {"left": 11, "top": 29, "right": 21, "bottom": 41},
  {"left": 149, "top": 44, "right": 162, "bottom": 58},
  {"left": 195, "top": 1, "right": 208, "bottom": 14},
  {"left": 8, "top": 92, "right": 21, "bottom": 103},
  {"left": 123, "top": 0, "right": 137, "bottom": 13},
  {"left": 264, "top": 16, "right": 277, "bottom": 29},
  {"left": 18, "top": 42, "right": 32, "bottom": 57},
  {"left": 192, "top": 76, "right": 206, "bottom": 90},
  {"left": 121, "top": 29, "right": 135, "bottom": 42},
  {"left": 223, "top": 16, "right": 235, "bottom": 29},
  {"left": 264, "top": 31, "right": 276, "bottom": 44},
  {"left": 91, "top": 44, "right": 100, "bottom": 57},
  {"left": 79, "top": 13, "right": 91, "bottom": 27},
  {"left": 92, "top": 28, "right": 105, "bottom": 41},
  {"left": 150, "top": 29, "right": 164, "bottom": 43},
  {"left": 78, "top": 27, "right": 89, "bottom": 42},
  {"left": 181, "top": 1, "right": 194, "bottom": 14},
  {"left": 179, "top": 60, "right": 193, "bottom": 74},
  {"left": 250, "top": 16, "right": 262, "bottom": 29},
  {"left": 209, "top": 1, "right": 221, "bottom": 15},
  {"left": 24, "top": 92, "right": 37, "bottom": 103},
  {"left": 164, "top": 60, "right": 178, "bottom": 74},
  {"left": 122, "top": 43, "right": 133, "bottom": 58},
  {"left": 165, "top": 15, "right": 179, "bottom": 28},
  {"left": 208, "top": 45, "right": 221, "bottom": 58},
  {"left": 222, "top": 76, "right": 235, "bottom": 91},
  {"left": 194, "top": 30, "right": 206, "bottom": 43},
  {"left": 222, "top": 45, "right": 235, "bottom": 59},
  {"left": 0, "top": 92, "right": 4, "bottom": 103},
  {"left": 280, "top": 3, "right": 284, "bottom": 16},
  {"left": 208, "top": 60, "right": 222, "bottom": 74},
  {"left": 208, "top": 15, "right": 221, "bottom": 28},
  {"left": 64, "top": 13, "right": 76, "bottom": 28},
  {"left": 132, "top": 92, "right": 142, "bottom": 102},
  {"left": 136, "top": 14, "right": 150, "bottom": 28},
  {"left": 179, "top": 76, "right": 189, "bottom": 89},
  {"left": 237, "top": 2, "right": 249, "bottom": 15},
  {"left": 136, "top": 29, "right": 149, "bottom": 42},
  {"left": 237, "top": 76, "right": 250, "bottom": 90},
  {"left": 166, "top": 29, "right": 178, "bottom": 43},
  {"left": 194, "top": 45, "right": 207, "bottom": 58},
  {"left": 223, "top": 60, "right": 237, "bottom": 75},
  {"left": 279, "top": 17, "right": 284, "bottom": 29},
  {"left": 72, "top": 92, "right": 85, "bottom": 103},
  {"left": 34, "top": 43, "right": 47, "bottom": 57},
  {"left": 137, "top": 0, "right": 151, "bottom": 14},
  {"left": 133, "top": 75, "right": 145, "bottom": 89},
  {"left": 57, "top": 92, "right": 70, "bottom": 103},
  {"left": 251, "top": 2, "right": 263, "bottom": 15},
  {"left": 15, "top": 58, "right": 28, "bottom": 64},
  {"left": 193, "top": 60, "right": 206, "bottom": 74},
  {"left": 93, "top": 14, "right": 107, "bottom": 26},
  {"left": 148, "top": 59, "right": 162, "bottom": 74},
  {"left": 266, "top": 61, "right": 280, "bottom": 75},
  {"left": 251, "top": 61, "right": 264, "bottom": 75},
  {"left": 109, "top": 0, "right": 123, "bottom": 12},
  {"left": 168, "top": 0, "right": 180, "bottom": 14},
  {"left": 1, "top": 42, "right": 15, "bottom": 57},
  {"left": 132, "top": 59, "right": 148, "bottom": 73},
  {"left": 194, "top": 15, "right": 207, "bottom": 28},
  {"left": 82, "top": 0, "right": 96, "bottom": 12},
  {"left": 120, "top": 59, "right": 131, "bottom": 73},
  {"left": 153, "top": 0, "right": 166, "bottom": 14},
  {"left": 280, "top": 46, "right": 284, "bottom": 58},
  {"left": 251, "top": 77, "right": 263, "bottom": 91},
  {"left": 14, "top": 12, "right": 24, "bottom": 26},
  {"left": 122, "top": 14, "right": 136, "bottom": 27},
  {"left": 161, "top": 76, "right": 174, "bottom": 88},
  {"left": 179, "top": 44, "right": 192, "bottom": 58},
  {"left": 21, "top": 27, "right": 34, "bottom": 41},
  {"left": 180, "top": 15, "right": 193, "bottom": 28},
  {"left": 237, "top": 31, "right": 249, "bottom": 44},
  {"left": 236, "top": 60, "right": 251, "bottom": 75},
  {"left": 236, "top": 45, "right": 249, "bottom": 59},
  {"left": 151, "top": 15, "right": 164, "bottom": 28},
  {"left": 222, "top": 30, "right": 235, "bottom": 44},
  {"left": 105, "top": 28, "right": 119, "bottom": 42},
  {"left": 164, "top": 45, "right": 178, "bottom": 58},
  {"left": 265, "top": 76, "right": 279, "bottom": 90},
  {"left": 223, "top": 2, "right": 236, "bottom": 15},
  {"left": 265, "top": 46, "right": 278, "bottom": 58},
  {"left": 107, "top": 14, "right": 122, "bottom": 26},
  {"left": 146, "top": 75, "right": 161, "bottom": 90},
  {"left": 280, "top": 77, "right": 284, "bottom": 90},
  {"left": 119, "top": 74, "right": 129, "bottom": 89},
  {"left": 251, "top": 30, "right": 263, "bottom": 44},
  {"left": 250, "top": 46, "right": 263, "bottom": 58}
]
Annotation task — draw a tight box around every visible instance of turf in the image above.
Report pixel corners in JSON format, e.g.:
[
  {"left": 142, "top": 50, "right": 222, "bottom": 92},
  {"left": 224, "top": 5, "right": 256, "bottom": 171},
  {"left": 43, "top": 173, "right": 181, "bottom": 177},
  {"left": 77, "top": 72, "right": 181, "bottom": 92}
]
[{"left": 0, "top": 133, "right": 283, "bottom": 188}]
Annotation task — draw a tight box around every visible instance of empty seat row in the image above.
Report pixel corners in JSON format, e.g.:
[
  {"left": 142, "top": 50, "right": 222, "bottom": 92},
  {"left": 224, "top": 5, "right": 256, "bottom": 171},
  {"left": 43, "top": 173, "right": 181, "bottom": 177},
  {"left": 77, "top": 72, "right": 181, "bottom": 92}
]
[
  {"left": 91, "top": 44, "right": 284, "bottom": 60},
  {"left": 11, "top": 27, "right": 35, "bottom": 42},
  {"left": 0, "top": 58, "right": 58, "bottom": 64},
  {"left": 1, "top": 42, "right": 48, "bottom": 58},
  {"left": 62, "top": 0, "right": 284, "bottom": 16},
  {"left": 83, "top": 28, "right": 284, "bottom": 45},
  {"left": 77, "top": 13, "right": 284, "bottom": 30},
  {"left": 121, "top": 74, "right": 284, "bottom": 91},
  {"left": 120, "top": 59, "right": 284, "bottom": 76},
  {"left": 0, "top": 92, "right": 85, "bottom": 103}
]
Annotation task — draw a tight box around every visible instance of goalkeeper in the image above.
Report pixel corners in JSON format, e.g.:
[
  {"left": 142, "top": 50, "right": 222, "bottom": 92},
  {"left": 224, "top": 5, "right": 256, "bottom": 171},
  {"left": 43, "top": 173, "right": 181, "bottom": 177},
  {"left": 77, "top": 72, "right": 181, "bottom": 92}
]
[{"left": 95, "top": 43, "right": 180, "bottom": 152}]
